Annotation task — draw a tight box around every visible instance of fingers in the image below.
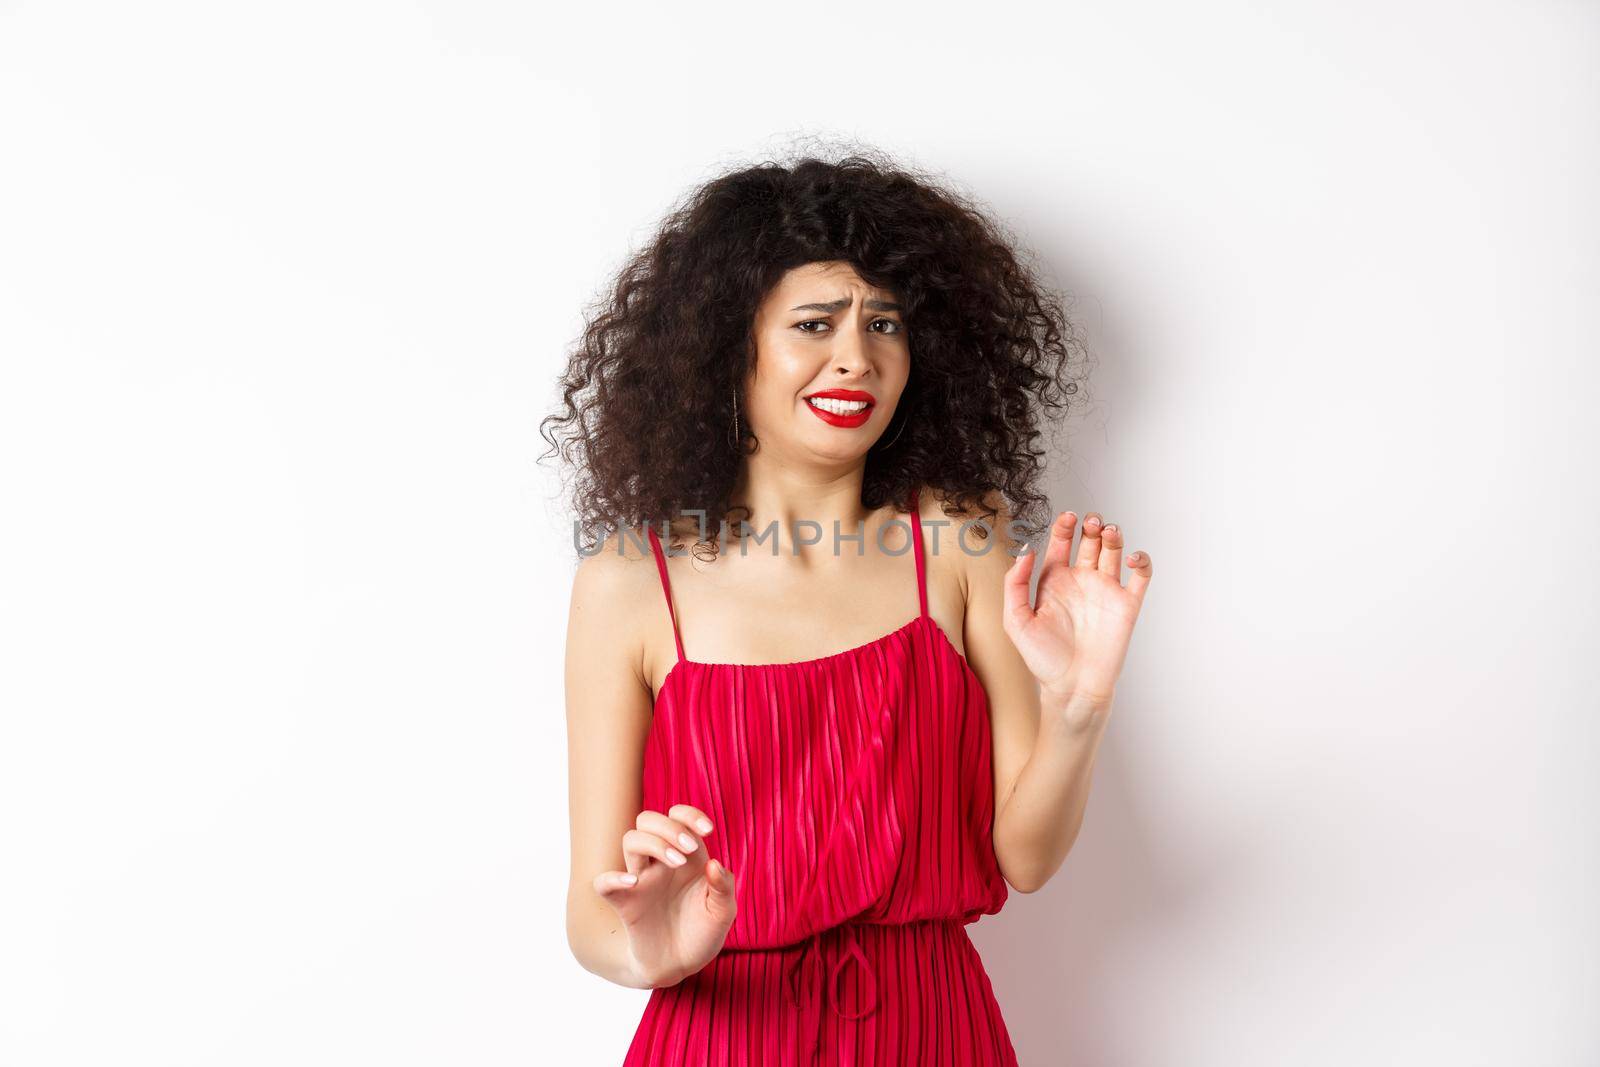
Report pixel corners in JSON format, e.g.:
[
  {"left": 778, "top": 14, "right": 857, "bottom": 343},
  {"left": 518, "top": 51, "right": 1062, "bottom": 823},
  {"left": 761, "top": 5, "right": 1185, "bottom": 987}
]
[
  {"left": 667, "top": 803, "right": 715, "bottom": 839},
  {"left": 1033, "top": 510, "right": 1076, "bottom": 592},
  {"left": 637, "top": 808, "right": 708, "bottom": 860},
  {"left": 594, "top": 858, "right": 735, "bottom": 905},
  {"left": 702, "top": 858, "right": 738, "bottom": 920},
  {"left": 1003, "top": 541, "right": 1037, "bottom": 633},
  {"left": 593, "top": 869, "right": 640, "bottom": 900},
  {"left": 704, "top": 858, "right": 736, "bottom": 898},
  {"left": 1073, "top": 513, "right": 1104, "bottom": 570},
  {"left": 1056, "top": 508, "right": 1155, "bottom": 599},
  {"left": 617, "top": 806, "right": 717, "bottom": 877},
  {"left": 1090, "top": 515, "right": 1155, "bottom": 601},
  {"left": 621, "top": 828, "right": 689, "bottom": 875},
  {"left": 1098, "top": 522, "right": 1124, "bottom": 576},
  {"left": 1126, "top": 546, "right": 1153, "bottom": 601}
]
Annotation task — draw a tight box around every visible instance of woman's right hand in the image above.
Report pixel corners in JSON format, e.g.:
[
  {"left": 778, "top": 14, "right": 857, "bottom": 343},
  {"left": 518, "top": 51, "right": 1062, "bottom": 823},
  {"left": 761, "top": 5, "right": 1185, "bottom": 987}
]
[{"left": 592, "top": 803, "right": 737, "bottom": 988}]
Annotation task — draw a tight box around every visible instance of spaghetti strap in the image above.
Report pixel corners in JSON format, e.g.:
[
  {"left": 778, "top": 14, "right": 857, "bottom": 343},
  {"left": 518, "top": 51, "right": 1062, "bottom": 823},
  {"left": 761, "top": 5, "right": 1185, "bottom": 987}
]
[
  {"left": 908, "top": 487, "right": 929, "bottom": 619},
  {"left": 645, "top": 523, "right": 686, "bottom": 664}
]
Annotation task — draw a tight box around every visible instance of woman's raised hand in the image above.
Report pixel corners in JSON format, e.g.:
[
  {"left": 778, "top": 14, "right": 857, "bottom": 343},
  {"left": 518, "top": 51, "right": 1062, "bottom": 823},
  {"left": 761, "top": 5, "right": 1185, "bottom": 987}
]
[
  {"left": 591, "top": 803, "right": 736, "bottom": 988},
  {"left": 1004, "top": 511, "right": 1153, "bottom": 718}
]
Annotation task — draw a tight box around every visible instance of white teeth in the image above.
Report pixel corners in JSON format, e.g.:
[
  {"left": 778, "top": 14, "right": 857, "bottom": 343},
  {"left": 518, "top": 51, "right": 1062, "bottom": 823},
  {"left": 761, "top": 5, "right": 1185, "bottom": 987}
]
[{"left": 807, "top": 397, "right": 871, "bottom": 415}]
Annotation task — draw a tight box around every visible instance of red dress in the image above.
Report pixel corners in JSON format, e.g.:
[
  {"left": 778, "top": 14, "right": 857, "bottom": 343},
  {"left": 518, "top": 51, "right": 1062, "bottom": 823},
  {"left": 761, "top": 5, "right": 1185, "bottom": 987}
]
[{"left": 626, "top": 488, "right": 1017, "bottom": 1066}]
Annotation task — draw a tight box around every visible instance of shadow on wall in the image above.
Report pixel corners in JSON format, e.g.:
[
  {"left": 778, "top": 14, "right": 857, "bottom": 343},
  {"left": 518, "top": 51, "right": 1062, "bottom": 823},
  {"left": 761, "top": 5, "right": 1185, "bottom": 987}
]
[
  {"left": 970, "top": 696, "right": 1260, "bottom": 1066},
  {"left": 972, "top": 716, "right": 1175, "bottom": 1066},
  {"left": 961, "top": 260, "right": 1216, "bottom": 1066}
]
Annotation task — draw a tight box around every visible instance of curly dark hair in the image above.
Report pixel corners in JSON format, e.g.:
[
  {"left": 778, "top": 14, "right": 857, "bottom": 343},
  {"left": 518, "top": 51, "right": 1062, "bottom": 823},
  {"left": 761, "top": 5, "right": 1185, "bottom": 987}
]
[{"left": 538, "top": 142, "right": 1091, "bottom": 559}]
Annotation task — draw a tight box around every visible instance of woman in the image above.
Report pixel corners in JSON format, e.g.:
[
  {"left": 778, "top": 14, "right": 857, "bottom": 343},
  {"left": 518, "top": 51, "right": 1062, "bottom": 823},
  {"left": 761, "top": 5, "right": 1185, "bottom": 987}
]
[{"left": 545, "top": 150, "right": 1154, "bottom": 1065}]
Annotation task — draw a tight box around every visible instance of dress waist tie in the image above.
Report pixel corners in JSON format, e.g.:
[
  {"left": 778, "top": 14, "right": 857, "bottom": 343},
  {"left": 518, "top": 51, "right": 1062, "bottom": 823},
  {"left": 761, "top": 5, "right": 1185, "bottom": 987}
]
[{"left": 782, "top": 924, "right": 879, "bottom": 1064}]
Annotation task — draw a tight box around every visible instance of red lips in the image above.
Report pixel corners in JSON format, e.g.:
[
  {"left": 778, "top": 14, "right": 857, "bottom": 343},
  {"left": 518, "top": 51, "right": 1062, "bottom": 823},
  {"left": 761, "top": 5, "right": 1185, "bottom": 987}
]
[{"left": 803, "top": 388, "right": 876, "bottom": 428}]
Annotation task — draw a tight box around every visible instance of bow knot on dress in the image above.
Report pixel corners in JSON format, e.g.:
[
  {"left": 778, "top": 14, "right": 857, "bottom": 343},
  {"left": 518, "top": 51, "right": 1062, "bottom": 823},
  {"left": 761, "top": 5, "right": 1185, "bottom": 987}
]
[{"left": 783, "top": 924, "right": 879, "bottom": 1063}]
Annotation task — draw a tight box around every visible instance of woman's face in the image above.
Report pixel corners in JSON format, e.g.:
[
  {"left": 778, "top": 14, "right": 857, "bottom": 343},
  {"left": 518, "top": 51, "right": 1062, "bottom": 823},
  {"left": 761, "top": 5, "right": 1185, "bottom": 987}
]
[{"left": 744, "top": 260, "right": 910, "bottom": 465}]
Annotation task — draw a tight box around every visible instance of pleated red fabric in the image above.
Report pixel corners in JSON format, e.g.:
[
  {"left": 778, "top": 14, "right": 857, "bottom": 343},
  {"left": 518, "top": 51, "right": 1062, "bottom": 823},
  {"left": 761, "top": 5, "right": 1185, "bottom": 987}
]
[{"left": 625, "top": 488, "right": 1016, "bottom": 1066}]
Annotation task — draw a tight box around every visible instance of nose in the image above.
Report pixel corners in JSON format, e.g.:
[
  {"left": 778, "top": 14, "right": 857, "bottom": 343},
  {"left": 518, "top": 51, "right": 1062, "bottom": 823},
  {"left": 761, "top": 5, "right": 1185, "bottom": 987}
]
[{"left": 828, "top": 313, "right": 872, "bottom": 376}]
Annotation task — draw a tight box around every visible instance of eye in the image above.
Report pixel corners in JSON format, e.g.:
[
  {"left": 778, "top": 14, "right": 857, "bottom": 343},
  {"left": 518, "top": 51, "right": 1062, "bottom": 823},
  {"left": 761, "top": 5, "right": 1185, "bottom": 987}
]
[{"left": 793, "top": 318, "right": 905, "bottom": 335}]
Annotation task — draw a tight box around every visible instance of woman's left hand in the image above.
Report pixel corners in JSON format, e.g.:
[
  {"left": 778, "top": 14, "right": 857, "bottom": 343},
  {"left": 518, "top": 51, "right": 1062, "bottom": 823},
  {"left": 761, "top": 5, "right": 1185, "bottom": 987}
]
[{"left": 1003, "top": 511, "right": 1153, "bottom": 714}]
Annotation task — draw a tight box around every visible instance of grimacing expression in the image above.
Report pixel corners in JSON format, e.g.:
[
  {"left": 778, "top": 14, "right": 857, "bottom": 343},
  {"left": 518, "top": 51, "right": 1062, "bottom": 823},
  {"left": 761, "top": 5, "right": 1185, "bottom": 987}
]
[{"left": 744, "top": 261, "right": 910, "bottom": 463}]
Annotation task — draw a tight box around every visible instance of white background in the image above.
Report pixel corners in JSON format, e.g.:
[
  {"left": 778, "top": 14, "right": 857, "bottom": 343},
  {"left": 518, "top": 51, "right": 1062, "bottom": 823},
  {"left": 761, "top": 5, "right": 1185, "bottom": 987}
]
[{"left": 2, "top": 1, "right": 1595, "bottom": 1064}]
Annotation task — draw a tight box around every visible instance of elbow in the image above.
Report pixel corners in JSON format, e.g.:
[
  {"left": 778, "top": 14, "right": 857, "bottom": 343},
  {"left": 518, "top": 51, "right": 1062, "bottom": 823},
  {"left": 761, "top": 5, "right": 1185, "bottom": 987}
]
[
  {"left": 567, "top": 899, "right": 658, "bottom": 990},
  {"left": 999, "top": 857, "right": 1051, "bottom": 894},
  {"left": 565, "top": 901, "right": 611, "bottom": 982},
  {"left": 565, "top": 911, "right": 592, "bottom": 973},
  {"left": 1005, "top": 869, "right": 1050, "bottom": 895},
  {"left": 997, "top": 846, "right": 1069, "bottom": 894},
  {"left": 994, "top": 820, "right": 1083, "bottom": 894}
]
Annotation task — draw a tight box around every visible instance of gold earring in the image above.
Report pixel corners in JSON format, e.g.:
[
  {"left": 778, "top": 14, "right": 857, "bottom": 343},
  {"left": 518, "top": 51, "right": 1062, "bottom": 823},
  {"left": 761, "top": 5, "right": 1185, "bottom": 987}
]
[{"left": 873, "top": 406, "right": 909, "bottom": 450}]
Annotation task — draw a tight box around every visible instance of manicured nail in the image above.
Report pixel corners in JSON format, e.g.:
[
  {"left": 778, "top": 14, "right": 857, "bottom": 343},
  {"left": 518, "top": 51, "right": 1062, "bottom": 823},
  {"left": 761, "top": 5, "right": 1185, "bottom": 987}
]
[
  {"left": 665, "top": 848, "right": 686, "bottom": 865},
  {"left": 619, "top": 873, "right": 637, "bottom": 885},
  {"left": 677, "top": 832, "right": 698, "bottom": 852},
  {"left": 695, "top": 817, "right": 713, "bottom": 834}
]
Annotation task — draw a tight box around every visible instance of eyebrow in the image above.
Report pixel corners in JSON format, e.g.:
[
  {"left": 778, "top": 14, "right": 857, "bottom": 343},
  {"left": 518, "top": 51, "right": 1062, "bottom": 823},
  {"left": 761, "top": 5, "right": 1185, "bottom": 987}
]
[{"left": 790, "top": 297, "right": 903, "bottom": 313}]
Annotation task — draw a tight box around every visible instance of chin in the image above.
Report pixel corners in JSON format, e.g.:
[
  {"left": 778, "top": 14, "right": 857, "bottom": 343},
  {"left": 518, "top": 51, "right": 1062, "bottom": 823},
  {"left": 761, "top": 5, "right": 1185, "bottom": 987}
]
[{"left": 796, "top": 434, "right": 870, "bottom": 464}]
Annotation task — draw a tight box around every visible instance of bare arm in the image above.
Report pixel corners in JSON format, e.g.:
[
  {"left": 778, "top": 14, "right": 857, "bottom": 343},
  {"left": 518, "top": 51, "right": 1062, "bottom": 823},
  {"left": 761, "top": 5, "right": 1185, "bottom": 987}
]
[
  {"left": 958, "top": 497, "right": 1128, "bottom": 894},
  {"left": 563, "top": 537, "right": 657, "bottom": 988},
  {"left": 563, "top": 532, "right": 738, "bottom": 989}
]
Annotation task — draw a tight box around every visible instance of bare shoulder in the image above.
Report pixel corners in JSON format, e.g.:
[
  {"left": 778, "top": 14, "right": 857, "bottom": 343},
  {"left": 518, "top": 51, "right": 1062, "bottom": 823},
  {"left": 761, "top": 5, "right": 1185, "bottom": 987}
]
[
  {"left": 569, "top": 524, "right": 658, "bottom": 602},
  {"left": 565, "top": 525, "right": 662, "bottom": 697},
  {"left": 917, "top": 486, "right": 1024, "bottom": 596}
]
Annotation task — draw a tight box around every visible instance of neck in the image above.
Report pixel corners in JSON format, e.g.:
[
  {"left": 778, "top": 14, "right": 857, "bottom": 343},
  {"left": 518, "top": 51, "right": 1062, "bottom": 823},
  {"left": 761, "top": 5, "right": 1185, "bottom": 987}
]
[{"left": 727, "top": 458, "right": 876, "bottom": 555}]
